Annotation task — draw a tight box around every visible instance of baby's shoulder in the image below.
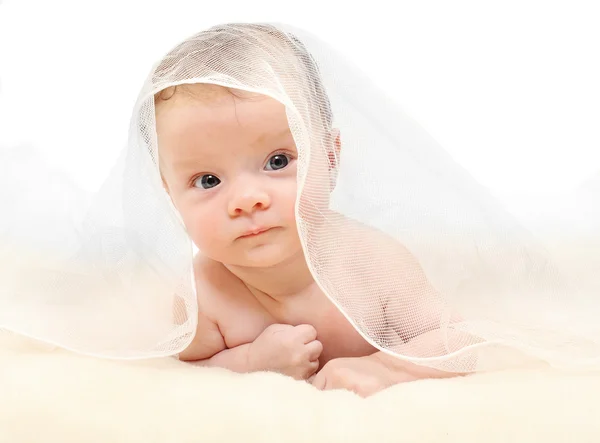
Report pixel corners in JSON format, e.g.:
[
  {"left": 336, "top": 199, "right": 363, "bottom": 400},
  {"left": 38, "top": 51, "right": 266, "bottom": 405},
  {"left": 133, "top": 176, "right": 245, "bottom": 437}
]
[
  {"left": 327, "top": 211, "right": 412, "bottom": 260},
  {"left": 324, "top": 212, "right": 426, "bottom": 294}
]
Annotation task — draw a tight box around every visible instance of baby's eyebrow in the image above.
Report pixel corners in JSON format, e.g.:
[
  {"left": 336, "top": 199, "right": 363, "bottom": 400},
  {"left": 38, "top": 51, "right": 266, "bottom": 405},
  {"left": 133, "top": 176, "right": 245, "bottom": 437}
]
[
  {"left": 168, "top": 157, "right": 208, "bottom": 172},
  {"left": 252, "top": 127, "right": 292, "bottom": 145},
  {"left": 276, "top": 127, "right": 292, "bottom": 138}
]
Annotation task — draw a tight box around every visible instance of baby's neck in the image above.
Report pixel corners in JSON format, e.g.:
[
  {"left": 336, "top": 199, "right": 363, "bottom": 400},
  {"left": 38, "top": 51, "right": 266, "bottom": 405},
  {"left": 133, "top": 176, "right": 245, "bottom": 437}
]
[{"left": 225, "top": 251, "right": 315, "bottom": 302}]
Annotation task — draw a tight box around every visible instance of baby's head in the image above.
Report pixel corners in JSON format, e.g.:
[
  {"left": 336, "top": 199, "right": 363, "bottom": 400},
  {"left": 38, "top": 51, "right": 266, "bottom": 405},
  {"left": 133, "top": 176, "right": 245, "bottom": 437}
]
[{"left": 151, "top": 24, "right": 340, "bottom": 269}]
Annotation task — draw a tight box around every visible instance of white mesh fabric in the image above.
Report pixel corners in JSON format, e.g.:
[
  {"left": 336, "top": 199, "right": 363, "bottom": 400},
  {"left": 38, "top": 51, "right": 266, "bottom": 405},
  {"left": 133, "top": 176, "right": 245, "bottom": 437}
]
[{"left": 1, "top": 23, "right": 599, "bottom": 371}]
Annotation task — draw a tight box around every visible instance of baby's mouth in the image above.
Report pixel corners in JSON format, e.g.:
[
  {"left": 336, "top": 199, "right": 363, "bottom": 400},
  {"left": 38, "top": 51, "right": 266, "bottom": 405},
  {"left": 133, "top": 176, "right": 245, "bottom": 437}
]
[{"left": 238, "top": 227, "right": 274, "bottom": 239}]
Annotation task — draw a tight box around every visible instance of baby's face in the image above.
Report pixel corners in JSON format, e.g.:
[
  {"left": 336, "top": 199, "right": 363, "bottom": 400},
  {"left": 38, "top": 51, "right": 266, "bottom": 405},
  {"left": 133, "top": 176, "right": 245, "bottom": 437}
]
[{"left": 156, "top": 86, "right": 301, "bottom": 268}]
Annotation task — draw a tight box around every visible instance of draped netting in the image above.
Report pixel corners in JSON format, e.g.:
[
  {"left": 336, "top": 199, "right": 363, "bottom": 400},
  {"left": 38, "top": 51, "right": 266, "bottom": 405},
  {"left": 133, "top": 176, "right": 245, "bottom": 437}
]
[{"left": 1, "top": 23, "right": 599, "bottom": 371}]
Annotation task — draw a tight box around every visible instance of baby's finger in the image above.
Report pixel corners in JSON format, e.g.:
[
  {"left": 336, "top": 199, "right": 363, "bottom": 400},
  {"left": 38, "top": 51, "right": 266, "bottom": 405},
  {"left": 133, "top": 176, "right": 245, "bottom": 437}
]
[
  {"left": 305, "top": 339, "right": 323, "bottom": 361},
  {"left": 321, "top": 367, "right": 356, "bottom": 392},
  {"left": 311, "top": 371, "right": 327, "bottom": 390},
  {"left": 294, "top": 324, "right": 318, "bottom": 343},
  {"left": 307, "top": 360, "right": 320, "bottom": 378}
]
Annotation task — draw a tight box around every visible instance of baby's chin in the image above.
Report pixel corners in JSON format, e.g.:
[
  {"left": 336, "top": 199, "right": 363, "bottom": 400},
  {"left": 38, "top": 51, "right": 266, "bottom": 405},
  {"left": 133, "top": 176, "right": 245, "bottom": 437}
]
[
  {"left": 232, "top": 243, "right": 301, "bottom": 268},
  {"left": 200, "top": 241, "right": 301, "bottom": 269}
]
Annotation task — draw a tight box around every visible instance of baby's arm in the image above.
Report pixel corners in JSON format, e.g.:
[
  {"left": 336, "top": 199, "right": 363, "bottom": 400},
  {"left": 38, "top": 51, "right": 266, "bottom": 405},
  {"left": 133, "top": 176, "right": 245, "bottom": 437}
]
[
  {"left": 353, "top": 222, "right": 466, "bottom": 373},
  {"left": 377, "top": 241, "right": 473, "bottom": 376},
  {"left": 180, "top": 315, "right": 322, "bottom": 379},
  {"left": 387, "top": 255, "right": 473, "bottom": 359},
  {"left": 179, "top": 256, "right": 256, "bottom": 371},
  {"left": 180, "top": 255, "right": 322, "bottom": 379},
  {"left": 177, "top": 310, "right": 255, "bottom": 372}
]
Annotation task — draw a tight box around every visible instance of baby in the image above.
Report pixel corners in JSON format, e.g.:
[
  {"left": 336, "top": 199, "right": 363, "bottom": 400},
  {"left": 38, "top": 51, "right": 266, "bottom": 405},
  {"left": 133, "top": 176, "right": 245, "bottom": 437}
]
[{"left": 152, "top": 25, "right": 461, "bottom": 397}]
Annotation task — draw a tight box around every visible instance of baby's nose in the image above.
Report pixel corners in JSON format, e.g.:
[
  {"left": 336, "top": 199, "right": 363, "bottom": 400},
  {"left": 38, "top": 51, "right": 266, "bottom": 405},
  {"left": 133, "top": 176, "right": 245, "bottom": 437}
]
[{"left": 228, "top": 184, "right": 271, "bottom": 216}]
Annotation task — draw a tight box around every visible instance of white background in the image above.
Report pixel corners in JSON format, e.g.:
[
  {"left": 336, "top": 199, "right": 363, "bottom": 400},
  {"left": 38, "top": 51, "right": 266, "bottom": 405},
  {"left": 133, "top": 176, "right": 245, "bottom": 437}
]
[{"left": 0, "top": 0, "right": 599, "bottom": 215}]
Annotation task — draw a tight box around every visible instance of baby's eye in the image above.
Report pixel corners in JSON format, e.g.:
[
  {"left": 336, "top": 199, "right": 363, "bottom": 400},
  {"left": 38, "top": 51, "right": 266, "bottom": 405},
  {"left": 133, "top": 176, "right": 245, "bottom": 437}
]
[
  {"left": 265, "top": 154, "right": 290, "bottom": 171},
  {"left": 193, "top": 174, "right": 221, "bottom": 189}
]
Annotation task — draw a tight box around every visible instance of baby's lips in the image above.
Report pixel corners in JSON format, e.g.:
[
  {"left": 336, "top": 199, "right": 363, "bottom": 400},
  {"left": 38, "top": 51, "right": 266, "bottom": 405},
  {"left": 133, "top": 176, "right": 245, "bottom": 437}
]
[{"left": 238, "top": 226, "right": 273, "bottom": 238}]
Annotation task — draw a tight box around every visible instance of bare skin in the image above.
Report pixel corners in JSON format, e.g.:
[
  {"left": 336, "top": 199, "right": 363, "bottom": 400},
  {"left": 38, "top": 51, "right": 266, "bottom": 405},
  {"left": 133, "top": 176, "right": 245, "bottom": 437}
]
[
  {"left": 182, "top": 253, "right": 377, "bottom": 371},
  {"left": 156, "top": 83, "right": 462, "bottom": 397},
  {"left": 179, "top": 217, "right": 461, "bottom": 397}
]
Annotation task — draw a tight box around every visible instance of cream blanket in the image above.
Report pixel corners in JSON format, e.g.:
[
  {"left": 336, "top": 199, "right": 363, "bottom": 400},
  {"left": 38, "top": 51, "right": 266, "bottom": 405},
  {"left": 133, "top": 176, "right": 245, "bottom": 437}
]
[{"left": 1, "top": 333, "right": 598, "bottom": 442}]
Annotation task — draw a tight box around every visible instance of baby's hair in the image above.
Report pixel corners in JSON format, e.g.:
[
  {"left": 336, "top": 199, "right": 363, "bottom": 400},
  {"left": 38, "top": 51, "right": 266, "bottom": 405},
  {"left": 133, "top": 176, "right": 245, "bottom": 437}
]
[
  {"left": 152, "top": 23, "right": 333, "bottom": 129},
  {"left": 140, "top": 23, "right": 339, "bottom": 176}
]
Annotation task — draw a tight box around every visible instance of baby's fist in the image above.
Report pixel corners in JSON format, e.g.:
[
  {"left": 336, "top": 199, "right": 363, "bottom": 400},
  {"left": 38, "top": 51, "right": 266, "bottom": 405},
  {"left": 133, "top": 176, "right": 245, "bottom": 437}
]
[{"left": 249, "top": 324, "right": 323, "bottom": 380}]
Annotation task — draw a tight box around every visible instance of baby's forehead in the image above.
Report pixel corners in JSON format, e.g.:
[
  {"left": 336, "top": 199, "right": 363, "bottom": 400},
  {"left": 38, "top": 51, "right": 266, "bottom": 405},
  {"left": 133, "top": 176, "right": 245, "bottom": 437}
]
[
  {"left": 154, "top": 86, "right": 293, "bottom": 159},
  {"left": 155, "top": 83, "right": 235, "bottom": 110},
  {"left": 155, "top": 84, "right": 287, "bottom": 126}
]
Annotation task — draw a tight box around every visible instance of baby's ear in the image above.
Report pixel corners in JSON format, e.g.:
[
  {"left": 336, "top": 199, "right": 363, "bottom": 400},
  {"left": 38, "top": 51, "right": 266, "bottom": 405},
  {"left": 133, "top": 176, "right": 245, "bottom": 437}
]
[
  {"left": 328, "top": 128, "right": 341, "bottom": 170},
  {"left": 160, "top": 172, "right": 171, "bottom": 195},
  {"left": 328, "top": 128, "right": 341, "bottom": 192}
]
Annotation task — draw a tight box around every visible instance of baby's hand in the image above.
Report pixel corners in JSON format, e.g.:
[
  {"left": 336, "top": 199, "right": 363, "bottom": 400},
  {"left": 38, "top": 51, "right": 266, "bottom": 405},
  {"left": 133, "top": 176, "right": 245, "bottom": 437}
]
[
  {"left": 311, "top": 355, "right": 397, "bottom": 398},
  {"left": 248, "top": 324, "right": 323, "bottom": 380}
]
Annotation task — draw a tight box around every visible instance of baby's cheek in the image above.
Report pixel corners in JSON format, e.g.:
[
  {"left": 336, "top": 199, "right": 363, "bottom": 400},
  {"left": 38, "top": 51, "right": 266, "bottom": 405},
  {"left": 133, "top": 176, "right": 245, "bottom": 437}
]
[
  {"left": 177, "top": 205, "right": 217, "bottom": 250},
  {"left": 188, "top": 219, "right": 217, "bottom": 250},
  {"left": 278, "top": 180, "right": 299, "bottom": 223}
]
